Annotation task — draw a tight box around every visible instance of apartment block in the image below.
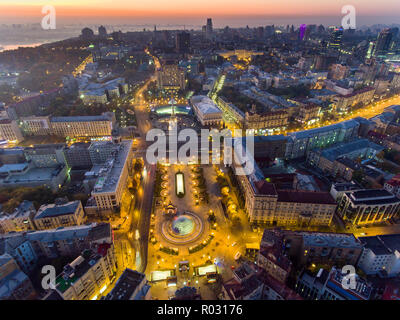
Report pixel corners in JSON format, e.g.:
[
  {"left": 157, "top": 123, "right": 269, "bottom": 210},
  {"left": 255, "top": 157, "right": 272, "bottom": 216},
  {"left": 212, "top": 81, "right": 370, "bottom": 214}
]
[
  {"left": 55, "top": 244, "right": 116, "bottom": 300},
  {"left": 33, "top": 200, "right": 86, "bottom": 230},
  {"left": 0, "top": 201, "right": 36, "bottom": 234},
  {"left": 0, "top": 119, "right": 24, "bottom": 143}
]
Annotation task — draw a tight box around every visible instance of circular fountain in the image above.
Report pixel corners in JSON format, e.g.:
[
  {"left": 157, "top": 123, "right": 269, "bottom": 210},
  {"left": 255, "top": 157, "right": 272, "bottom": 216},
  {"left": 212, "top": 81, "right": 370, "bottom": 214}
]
[
  {"left": 172, "top": 215, "right": 195, "bottom": 236},
  {"left": 161, "top": 212, "right": 204, "bottom": 244}
]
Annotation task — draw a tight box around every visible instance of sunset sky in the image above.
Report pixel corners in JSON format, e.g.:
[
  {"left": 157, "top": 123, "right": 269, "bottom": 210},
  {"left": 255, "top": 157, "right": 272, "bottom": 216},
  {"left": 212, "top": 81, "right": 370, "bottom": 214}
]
[{"left": 1, "top": 0, "right": 400, "bottom": 26}]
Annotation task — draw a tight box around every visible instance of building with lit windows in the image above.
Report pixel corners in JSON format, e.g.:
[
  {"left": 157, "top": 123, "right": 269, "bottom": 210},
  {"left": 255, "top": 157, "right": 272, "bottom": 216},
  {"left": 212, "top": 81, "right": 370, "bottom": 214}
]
[
  {"left": 307, "top": 138, "right": 384, "bottom": 175},
  {"left": 156, "top": 60, "right": 186, "bottom": 90},
  {"left": 50, "top": 112, "right": 115, "bottom": 138},
  {"left": 358, "top": 234, "right": 400, "bottom": 277},
  {"left": 20, "top": 113, "right": 115, "bottom": 139},
  {"left": 328, "top": 27, "right": 343, "bottom": 50},
  {"left": 0, "top": 201, "right": 36, "bottom": 234},
  {"left": 337, "top": 189, "right": 400, "bottom": 226},
  {"left": 285, "top": 119, "right": 360, "bottom": 159},
  {"left": 296, "top": 104, "right": 320, "bottom": 124},
  {"left": 55, "top": 244, "right": 116, "bottom": 300},
  {"left": 190, "top": 95, "right": 223, "bottom": 127},
  {"left": 334, "top": 87, "right": 375, "bottom": 114},
  {"left": 295, "top": 266, "right": 372, "bottom": 300},
  {"left": 23, "top": 144, "right": 66, "bottom": 168},
  {"left": 233, "top": 161, "right": 337, "bottom": 227},
  {"left": 374, "top": 28, "right": 394, "bottom": 57},
  {"left": 257, "top": 229, "right": 292, "bottom": 284},
  {"left": 90, "top": 140, "right": 133, "bottom": 213},
  {"left": 34, "top": 200, "right": 86, "bottom": 230},
  {"left": 244, "top": 110, "right": 288, "bottom": 131},
  {"left": 0, "top": 119, "right": 23, "bottom": 143}
]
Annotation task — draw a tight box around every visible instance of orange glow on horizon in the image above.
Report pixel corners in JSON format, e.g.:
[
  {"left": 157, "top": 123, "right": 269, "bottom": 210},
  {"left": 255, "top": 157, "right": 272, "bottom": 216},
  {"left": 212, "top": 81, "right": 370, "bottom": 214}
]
[{"left": 1, "top": 1, "right": 400, "bottom": 21}]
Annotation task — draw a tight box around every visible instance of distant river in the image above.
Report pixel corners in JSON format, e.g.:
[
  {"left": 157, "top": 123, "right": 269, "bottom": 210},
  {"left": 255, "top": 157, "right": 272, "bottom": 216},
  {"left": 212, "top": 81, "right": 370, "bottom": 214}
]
[{"left": 0, "top": 43, "right": 44, "bottom": 52}]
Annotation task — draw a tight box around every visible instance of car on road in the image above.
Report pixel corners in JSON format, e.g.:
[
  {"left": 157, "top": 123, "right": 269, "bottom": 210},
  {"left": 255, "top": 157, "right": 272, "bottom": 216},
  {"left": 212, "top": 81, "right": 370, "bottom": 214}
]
[
  {"left": 234, "top": 252, "right": 241, "bottom": 261},
  {"left": 360, "top": 232, "right": 367, "bottom": 236},
  {"left": 231, "top": 242, "right": 237, "bottom": 247}
]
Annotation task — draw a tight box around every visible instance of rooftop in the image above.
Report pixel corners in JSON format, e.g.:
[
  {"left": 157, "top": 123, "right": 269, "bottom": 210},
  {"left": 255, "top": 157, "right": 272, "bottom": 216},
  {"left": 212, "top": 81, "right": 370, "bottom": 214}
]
[
  {"left": 318, "top": 138, "right": 384, "bottom": 162},
  {"left": 0, "top": 200, "right": 35, "bottom": 220},
  {"left": 191, "top": 95, "right": 222, "bottom": 115},
  {"left": 346, "top": 189, "right": 400, "bottom": 206},
  {"left": 56, "top": 249, "right": 103, "bottom": 293},
  {"left": 105, "top": 269, "right": 146, "bottom": 300},
  {"left": 92, "top": 140, "right": 132, "bottom": 194},
  {"left": 0, "top": 268, "right": 30, "bottom": 299},
  {"left": 277, "top": 190, "right": 337, "bottom": 205},
  {"left": 35, "top": 201, "right": 81, "bottom": 220},
  {"left": 289, "top": 119, "right": 360, "bottom": 140},
  {"left": 51, "top": 113, "right": 113, "bottom": 123},
  {"left": 302, "top": 231, "right": 362, "bottom": 248}
]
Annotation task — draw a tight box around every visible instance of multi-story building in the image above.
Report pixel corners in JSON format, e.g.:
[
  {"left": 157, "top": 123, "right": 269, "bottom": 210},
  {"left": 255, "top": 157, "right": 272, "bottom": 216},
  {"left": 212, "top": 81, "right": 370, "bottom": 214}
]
[
  {"left": 20, "top": 116, "right": 52, "bottom": 136},
  {"left": 0, "top": 254, "right": 36, "bottom": 300},
  {"left": 330, "top": 182, "right": 362, "bottom": 201},
  {"left": 232, "top": 143, "right": 337, "bottom": 227},
  {"left": 236, "top": 175, "right": 336, "bottom": 227},
  {"left": 328, "top": 27, "right": 343, "bottom": 50},
  {"left": 0, "top": 223, "right": 112, "bottom": 263},
  {"left": 295, "top": 266, "right": 372, "bottom": 300},
  {"left": 63, "top": 142, "right": 92, "bottom": 169},
  {"left": 23, "top": 144, "right": 66, "bottom": 168},
  {"left": 190, "top": 95, "right": 223, "bottom": 127},
  {"left": 0, "top": 119, "right": 23, "bottom": 143},
  {"left": 358, "top": 234, "right": 400, "bottom": 277},
  {"left": 104, "top": 269, "right": 151, "bottom": 300},
  {"left": 0, "top": 201, "right": 36, "bottom": 234},
  {"left": 0, "top": 148, "right": 25, "bottom": 164},
  {"left": 328, "top": 64, "right": 350, "bottom": 80},
  {"left": 296, "top": 104, "right": 320, "bottom": 124},
  {"left": 244, "top": 110, "right": 288, "bottom": 131},
  {"left": 307, "top": 138, "right": 384, "bottom": 176},
  {"left": 216, "top": 96, "right": 245, "bottom": 127},
  {"left": 253, "top": 135, "right": 289, "bottom": 161},
  {"left": 384, "top": 174, "right": 400, "bottom": 198},
  {"left": 334, "top": 87, "right": 375, "bottom": 113},
  {"left": 337, "top": 189, "right": 400, "bottom": 226},
  {"left": 156, "top": 60, "right": 186, "bottom": 90},
  {"left": 88, "top": 141, "right": 119, "bottom": 165},
  {"left": 0, "top": 234, "right": 38, "bottom": 274},
  {"left": 21, "top": 113, "right": 115, "bottom": 138},
  {"left": 205, "top": 18, "right": 213, "bottom": 40},
  {"left": 90, "top": 140, "right": 133, "bottom": 213},
  {"left": 285, "top": 119, "right": 360, "bottom": 159},
  {"left": 176, "top": 32, "right": 190, "bottom": 53},
  {"left": 257, "top": 229, "right": 292, "bottom": 283},
  {"left": 221, "top": 262, "right": 301, "bottom": 300},
  {"left": 33, "top": 200, "right": 86, "bottom": 230},
  {"left": 55, "top": 244, "right": 116, "bottom": 300},
  {"left": 50, "top": 113, "right": 115, "bottom": 138},
  {"left": 294, "top": 232, "right": 363, "bottom": 266},
  {"left": 374, "top": 28, "right": 394, "bottom": 57},
  {"left": 0, "top": 162, "right": 67, "bottom": 192},
  {"left": 79, "top": 78, "right": 128, "bottom": 105},
  {"left": 253, "top": 228, "right": 362, "bottom": 268}
]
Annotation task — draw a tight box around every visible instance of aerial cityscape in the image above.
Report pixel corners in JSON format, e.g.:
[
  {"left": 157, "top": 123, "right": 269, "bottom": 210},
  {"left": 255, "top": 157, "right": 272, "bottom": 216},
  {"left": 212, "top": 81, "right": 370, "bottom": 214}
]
[{"left": 1, "top": 0, "right": 400, "bottom": 306}]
